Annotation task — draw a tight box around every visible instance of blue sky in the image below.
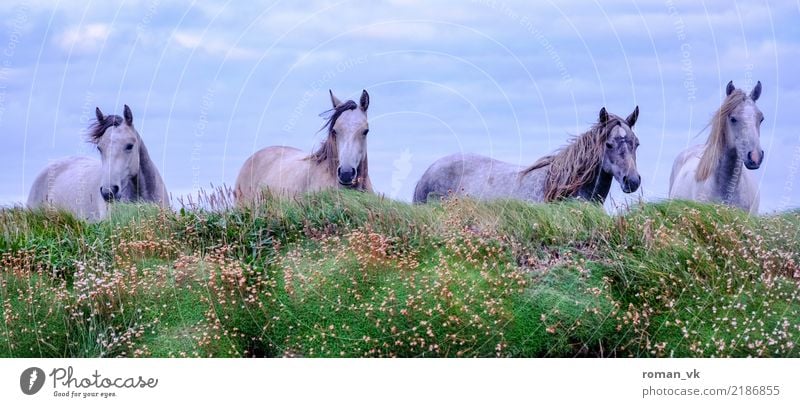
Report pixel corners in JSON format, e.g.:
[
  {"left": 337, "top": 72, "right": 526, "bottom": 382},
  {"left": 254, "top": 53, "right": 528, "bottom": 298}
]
[{"left": 1, "top": 0, "right": 798, "bottom": 212}]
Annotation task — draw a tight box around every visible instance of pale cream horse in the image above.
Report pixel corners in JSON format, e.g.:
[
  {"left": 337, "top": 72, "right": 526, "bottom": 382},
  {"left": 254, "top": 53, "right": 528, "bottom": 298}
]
[
  {"left": 27, "top": 105, "right": 169, "bottom": 220},
  {"left": 235, "top": 90, "right": 373, "bottom": 203},
  {"left": 669, "top": 81, "right": 764, "bottom": 214}
]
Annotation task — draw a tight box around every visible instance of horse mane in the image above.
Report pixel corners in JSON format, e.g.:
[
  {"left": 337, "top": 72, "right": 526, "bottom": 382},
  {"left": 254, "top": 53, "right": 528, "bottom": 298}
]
[
  {"left": 86, "top": 115, "right": 123, "bottom": 143},
  {"left": 85, "top": 113, "right": 165, "bottom": 203},
  {"left": 695, "top": 89, "right": 747, "bottom": 181},
  {"left": 522, "top": 116, "right": 622, "bottom": 202},
  {"left": 307, "top": 100, "right": 369, "bottom": 189}
]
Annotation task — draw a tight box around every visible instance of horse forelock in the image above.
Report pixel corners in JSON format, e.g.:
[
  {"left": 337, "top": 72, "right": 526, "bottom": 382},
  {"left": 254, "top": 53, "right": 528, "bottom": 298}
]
[
  {"left": 524, "top": 115, "right": 622, "bottom": 201},
  {"left": 321, "top": 100, "right": 358, "bottom": 135},
  {"left": 696, "top": 89, "right": 748, "bottom": 181},
  {"left": 87, "top": 114, "right": 125, "bottom": 143}
]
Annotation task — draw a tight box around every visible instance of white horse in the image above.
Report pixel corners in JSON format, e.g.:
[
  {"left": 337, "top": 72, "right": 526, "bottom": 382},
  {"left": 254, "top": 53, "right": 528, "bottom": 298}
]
[
  {"left": 669, "top": 81, "right": 764, "bottom": 214},
  {"left": 27, "top": 105, "right": 169, "bottom": 220},
  {"left": 235, "top": 90, "right": 373, "bottom": 203}
]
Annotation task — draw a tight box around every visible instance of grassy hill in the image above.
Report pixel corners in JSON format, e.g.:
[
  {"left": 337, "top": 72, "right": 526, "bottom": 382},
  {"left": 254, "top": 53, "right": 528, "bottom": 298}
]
[{"left": 1, "top": 190, "right": 798, "bottom": 357}]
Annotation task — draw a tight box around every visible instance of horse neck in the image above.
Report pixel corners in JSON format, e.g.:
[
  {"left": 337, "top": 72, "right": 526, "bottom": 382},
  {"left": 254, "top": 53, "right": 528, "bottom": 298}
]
[
  {"left": 135, "top": 140, "right": 163, "bottom": 201},
  {"left": 356, "top": 152, "right": 370, "bottom": 191},
  {"left": 576, "top": 164, "right": 612, "bottom": 203},
  {"left": 314, "top": 137, "right": 339, "bottom": 179},
  {"left": 713, "top": 141, "right": 744, "bottom": 204}
]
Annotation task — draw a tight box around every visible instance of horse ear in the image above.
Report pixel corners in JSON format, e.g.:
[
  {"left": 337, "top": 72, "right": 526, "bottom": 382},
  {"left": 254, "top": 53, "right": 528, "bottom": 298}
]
[
  {"left": 329, "top": 90, "right": 341, "bottom": 108},
  {"left": 123, "top": 105, "right": 133, "bottom": 126},
  {"left": 95, "top": 107, "right": 104, "bottom": 123},
  {"left": 750, "top": 81, "right": 762, "bottom": 101},
  {"left": 360, "top": 89, "right": 369, "bottom": 112},
  {"left": 726, "top": 80, "right": 735, "bottom": 96},
  {"left": 599, "top": 107, "right": 609, "bottom": 124},
  {"left": 626, "top": 106, "right": 639, "bottom": 127}
]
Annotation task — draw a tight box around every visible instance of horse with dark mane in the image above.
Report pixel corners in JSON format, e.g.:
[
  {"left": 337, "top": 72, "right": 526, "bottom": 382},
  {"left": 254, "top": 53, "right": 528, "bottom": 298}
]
[
  {"left": 235, "top": 90, "right": 373, "bottom": 203},
  {"left": 27, "top": 105, "right": 169, "bottom": 220},
  {"left": 413, "top": 107, "right": 642, "bottom": 203}
]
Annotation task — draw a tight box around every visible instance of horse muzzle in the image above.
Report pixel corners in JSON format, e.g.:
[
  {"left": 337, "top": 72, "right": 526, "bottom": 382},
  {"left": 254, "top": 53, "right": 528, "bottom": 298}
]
[
  {"left": 337, "top": 166, "right": 357, "bottom": 186},
  {"left": 621, "top": 174, "right": 641, "bottom": 193},
  {"left": 100, "top": 185, "right": 120, "bottom": 202},
  {"left": 744, "top": 150, "right": 764, "bottom": 170}
]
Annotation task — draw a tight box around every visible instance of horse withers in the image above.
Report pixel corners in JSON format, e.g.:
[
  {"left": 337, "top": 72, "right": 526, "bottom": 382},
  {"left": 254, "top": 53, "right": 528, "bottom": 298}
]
[
  {"left": 413, "top": 107, "right": 642, "bottom": 204},
  {"left": 27, "top": 105, "right": 169, "bottom": 220},
  {"left": 669, "top": 81, "right": 764, "bottom": 214},
  {"left": 235, "top": 90, "right": 373, "bottom": 204}
]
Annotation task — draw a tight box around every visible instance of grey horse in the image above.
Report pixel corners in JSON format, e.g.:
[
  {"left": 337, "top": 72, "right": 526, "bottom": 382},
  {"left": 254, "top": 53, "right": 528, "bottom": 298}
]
[{"left": 413, "top": 107, "right": 641, "bottom": 204}]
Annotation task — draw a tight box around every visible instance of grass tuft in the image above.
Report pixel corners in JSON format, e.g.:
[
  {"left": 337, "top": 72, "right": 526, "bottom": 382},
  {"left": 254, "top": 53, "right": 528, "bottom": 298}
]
[{"left": 1, "top": 191, "right": 798, "bottom": 357}]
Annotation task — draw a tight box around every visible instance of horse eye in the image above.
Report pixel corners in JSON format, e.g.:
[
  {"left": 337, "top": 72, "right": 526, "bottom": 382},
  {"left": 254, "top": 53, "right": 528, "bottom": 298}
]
[
  {"left": 125, "top": 143, "right": 134, "bottom": 151},
  {"left": 96, "top": 146, "right": 101, "bottom": 152},
  {"left": 363, "top": 129, "right": 369, "bottom": 136},
  {"left": 760, "top": 116, "right": 764, "bottom": 123},
  {"left": 730, "top": 116, "right": 738, "bottom": 124},
  {"left": 605, "top": 141, "right": 613, "bottom": 149}
]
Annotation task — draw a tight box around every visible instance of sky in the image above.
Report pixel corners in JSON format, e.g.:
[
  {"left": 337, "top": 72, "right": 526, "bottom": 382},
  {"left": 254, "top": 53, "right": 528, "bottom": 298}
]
[{"left": 0, "top": 0, "right": 798, "bottom": 213}]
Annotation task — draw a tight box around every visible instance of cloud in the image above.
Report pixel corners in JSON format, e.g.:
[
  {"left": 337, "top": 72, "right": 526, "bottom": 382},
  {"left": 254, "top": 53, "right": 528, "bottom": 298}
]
[
  {"left": 171, "top": 31, "right": 259, "bottom": 60},
  {"left": 293, "top": 49, "right": 346, "bottom": 67},
  {"left": 55, "top": 23, "right": 110, "bottom": 54},
  {"left": 2, "top": 1, "right": 798, "bottom": 213},
  {"left": 360, "top": 22, "right": 442, "bottom": 42}
]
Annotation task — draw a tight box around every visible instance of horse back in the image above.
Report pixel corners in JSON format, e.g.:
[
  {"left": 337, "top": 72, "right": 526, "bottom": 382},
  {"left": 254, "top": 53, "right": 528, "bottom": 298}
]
[
  {"left": 235, "top": 146, "right": 319, "bottom": 202},
  {"left": 413, "top": 153, "right": 527, "bottom": 203},
  {"left": 27, "top": 156, "right": 105, "bottom": 219},
  {"left": 668, "top": 145, "right": 703, "bottom": 197}
]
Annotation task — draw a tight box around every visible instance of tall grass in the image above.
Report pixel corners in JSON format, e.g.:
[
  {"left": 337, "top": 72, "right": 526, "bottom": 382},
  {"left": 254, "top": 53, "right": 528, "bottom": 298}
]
[{"left": 1, "top": 191, "right": 798, "bottom": 357}]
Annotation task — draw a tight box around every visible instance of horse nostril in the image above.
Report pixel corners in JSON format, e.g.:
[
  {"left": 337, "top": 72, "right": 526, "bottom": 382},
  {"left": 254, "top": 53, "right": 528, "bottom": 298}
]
[
  {"left": 338, "top": 167, "right": 356, "bottom": 184},
  {"left": 632, "top": 175, "right": 641, "bottom": 189},
  {"left": 100, "top": 187, "right": 113, "bottom": 201},
  {"left": 111, "top": 185, "right": 120, "bottom": 194}
]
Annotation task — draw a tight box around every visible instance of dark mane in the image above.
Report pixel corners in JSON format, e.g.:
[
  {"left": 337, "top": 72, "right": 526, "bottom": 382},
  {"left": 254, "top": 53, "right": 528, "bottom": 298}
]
[
  {"left": 522, "top": 115, "right": 623, "bottom": 201},
  {"left": 87, "top": 115, "right": 123, "bottom": 143},
  {"left": 308, "top": 100, "right": 358, "bottom": 170}
]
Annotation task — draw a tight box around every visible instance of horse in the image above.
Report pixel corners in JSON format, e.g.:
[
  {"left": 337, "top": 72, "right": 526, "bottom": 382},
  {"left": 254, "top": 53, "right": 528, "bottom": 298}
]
[
  {"left": 669, "top": 81, "right": 763, "bottom": 214},
  {"left": 26, "top": 105, "right": 169, "bottom": 220},
  {"left": 413, "top": 107, "right": 642, "bottom": 204},
  {"left": 235, "top": 90, "right": 373, "bottom": 203}
]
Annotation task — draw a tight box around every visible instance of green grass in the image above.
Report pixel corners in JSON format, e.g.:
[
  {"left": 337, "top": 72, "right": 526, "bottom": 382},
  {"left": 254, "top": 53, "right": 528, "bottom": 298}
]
[{"left": 1, "top": 191, "right": 798, "bottom": 357}]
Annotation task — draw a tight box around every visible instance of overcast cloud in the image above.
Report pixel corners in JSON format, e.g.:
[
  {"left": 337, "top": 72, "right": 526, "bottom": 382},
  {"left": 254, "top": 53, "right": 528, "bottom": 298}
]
[{"left": 0, "top": 0, "right": 798, "bottom": 212}]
